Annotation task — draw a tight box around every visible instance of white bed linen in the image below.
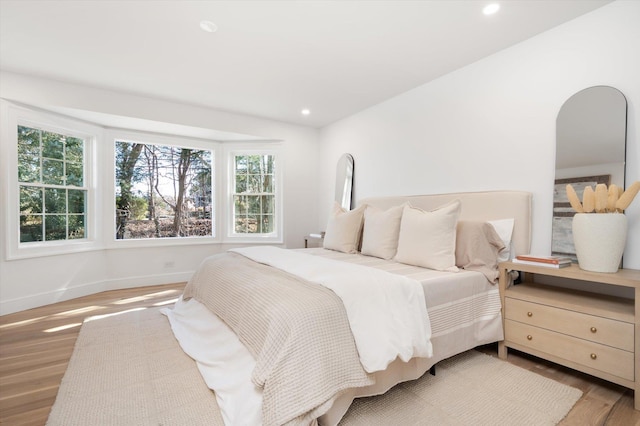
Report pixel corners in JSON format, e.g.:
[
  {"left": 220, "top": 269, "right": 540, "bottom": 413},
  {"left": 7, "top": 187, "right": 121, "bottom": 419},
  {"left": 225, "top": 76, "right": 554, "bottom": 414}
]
[
  {"left": 164, "top": 249, "right": 503, "bottom": 426},
  {"left": 161, "top": 298, "right": 262, "bottom": 426},
  {"left": 231, "top": 246, "right": 432, "bottom": 372}
]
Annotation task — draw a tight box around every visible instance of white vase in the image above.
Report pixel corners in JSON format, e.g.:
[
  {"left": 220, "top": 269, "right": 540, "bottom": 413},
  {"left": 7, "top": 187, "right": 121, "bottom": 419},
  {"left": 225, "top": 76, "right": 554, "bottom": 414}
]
[{"left": 572, "top": 213, "right": 627, "bottom": 273}]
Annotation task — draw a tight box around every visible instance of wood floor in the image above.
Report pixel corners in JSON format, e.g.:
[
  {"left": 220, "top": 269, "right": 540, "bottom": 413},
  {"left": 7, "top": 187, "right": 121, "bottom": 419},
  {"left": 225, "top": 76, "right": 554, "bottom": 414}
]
[{"left": 1, "top": 283, "right": 638, "bottom": 426}]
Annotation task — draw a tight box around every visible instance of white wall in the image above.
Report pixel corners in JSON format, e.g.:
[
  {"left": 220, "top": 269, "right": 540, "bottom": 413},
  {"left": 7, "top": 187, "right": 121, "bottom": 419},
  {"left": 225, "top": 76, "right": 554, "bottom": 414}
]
[
  {"left": 318, "top": 1, "right": 640, "bottom": 270},
  {"left": 0, "top": 73, "right": 320, "bottom": 314}
]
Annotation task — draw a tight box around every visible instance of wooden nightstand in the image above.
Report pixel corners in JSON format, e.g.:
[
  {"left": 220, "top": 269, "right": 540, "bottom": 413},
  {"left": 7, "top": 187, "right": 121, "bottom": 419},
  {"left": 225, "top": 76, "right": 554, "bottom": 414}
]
[
  {"left": 304, "top": 234, "right": 324, "bottom": 248},
  {"left": 498, "top": 261, "right": 640, "bottom": 410}
]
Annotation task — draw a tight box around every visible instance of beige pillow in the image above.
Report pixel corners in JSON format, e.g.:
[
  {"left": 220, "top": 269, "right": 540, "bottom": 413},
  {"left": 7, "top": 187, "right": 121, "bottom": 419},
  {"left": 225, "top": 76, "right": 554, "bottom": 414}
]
[
  {"left": 395, "top": 200, "right": 461, "bottom": 271},
  {"left": 455, "top": 221, "right": 506, "bottom": 283},
  {"left": 361, "top": 204, "right": 404, "bottom": 260},
  {"left": 323, "top": 203, "right": 365, "bottom": 253}
]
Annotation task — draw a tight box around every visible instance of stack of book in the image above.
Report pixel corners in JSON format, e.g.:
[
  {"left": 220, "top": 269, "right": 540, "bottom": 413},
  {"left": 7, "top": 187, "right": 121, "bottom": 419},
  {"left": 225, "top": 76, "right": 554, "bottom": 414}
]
[{"left": 512, "top": 254, "right": 573, "bottom": 268}]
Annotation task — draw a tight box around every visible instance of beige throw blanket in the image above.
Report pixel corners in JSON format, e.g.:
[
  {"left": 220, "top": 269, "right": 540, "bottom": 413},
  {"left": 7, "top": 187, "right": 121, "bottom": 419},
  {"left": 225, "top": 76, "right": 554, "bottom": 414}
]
[{"left": 182, "top": 252, "right": 374, "bottom": 426}]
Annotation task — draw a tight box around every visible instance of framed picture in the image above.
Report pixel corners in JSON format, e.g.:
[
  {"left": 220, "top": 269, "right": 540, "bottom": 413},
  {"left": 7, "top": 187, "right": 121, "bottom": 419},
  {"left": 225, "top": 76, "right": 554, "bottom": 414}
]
[{"left": 551, "top": 175, "right": 610, "bottom": 260}]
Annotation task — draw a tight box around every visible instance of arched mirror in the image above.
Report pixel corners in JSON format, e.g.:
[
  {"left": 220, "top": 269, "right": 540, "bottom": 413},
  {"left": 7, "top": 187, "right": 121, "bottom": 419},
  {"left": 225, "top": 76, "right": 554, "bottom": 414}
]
[
  {"left": 552, "top": 86, "right": 627, "bottom": 259},
  {"left": 335, "top": 153, "right": 354, "bottom": 210}
]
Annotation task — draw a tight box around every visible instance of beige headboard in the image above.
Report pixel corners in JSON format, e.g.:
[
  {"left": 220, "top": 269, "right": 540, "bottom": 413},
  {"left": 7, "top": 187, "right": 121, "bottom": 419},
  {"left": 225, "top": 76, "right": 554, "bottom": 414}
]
[{"left": 357, "top": 190, "right": 532, "bottom": 257}]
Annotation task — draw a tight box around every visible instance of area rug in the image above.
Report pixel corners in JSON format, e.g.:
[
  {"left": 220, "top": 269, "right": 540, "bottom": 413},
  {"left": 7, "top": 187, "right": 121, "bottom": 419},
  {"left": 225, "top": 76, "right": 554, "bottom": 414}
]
[{"left": 47, "top": 307, "right": 582, "bottom": 426}]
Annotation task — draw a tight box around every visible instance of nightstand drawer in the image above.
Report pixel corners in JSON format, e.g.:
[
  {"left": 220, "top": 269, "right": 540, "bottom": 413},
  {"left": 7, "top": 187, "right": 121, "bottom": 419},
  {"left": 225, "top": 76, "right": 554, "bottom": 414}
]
[
  {"left": 505, "top": 297, "right": 633, "bottom": 352},
  {"left": 505, "top": 319, "right": 634, "bottom": 381}
]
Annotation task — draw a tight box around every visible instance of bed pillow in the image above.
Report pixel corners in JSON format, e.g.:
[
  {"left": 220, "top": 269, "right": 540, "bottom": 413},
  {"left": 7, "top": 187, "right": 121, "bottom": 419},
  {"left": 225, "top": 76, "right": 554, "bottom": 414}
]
[
  {"left": 323, "top": 202, "right": 365, "bottom": 253},
  {"left": 455, "top": 221, "right": 506, "bottom": 283},
  {"left": 361, "top": 204, "right": 404, "bottom": 260},
  {"left": 394, "top": 200, "right": 461, "bottom": 272},
  {"left": 488, "top": 218, "right": 515, "bottom": 262}
]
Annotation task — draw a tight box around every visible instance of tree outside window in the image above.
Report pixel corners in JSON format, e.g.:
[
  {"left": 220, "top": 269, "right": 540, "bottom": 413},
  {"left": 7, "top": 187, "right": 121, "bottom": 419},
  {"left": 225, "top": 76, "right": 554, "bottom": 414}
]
[
  {"left": 232, "top": 154, "right": 276, "bottom": 235},
  {"left": 114, "top": 140, "right": 213, "bottom": 239}
]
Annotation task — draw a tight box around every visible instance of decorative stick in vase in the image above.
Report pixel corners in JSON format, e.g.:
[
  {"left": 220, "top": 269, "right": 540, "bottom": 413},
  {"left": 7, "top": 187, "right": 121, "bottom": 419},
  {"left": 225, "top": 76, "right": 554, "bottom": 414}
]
[{"left": 566, "top": 180, "right": 639, "bottom": 273}]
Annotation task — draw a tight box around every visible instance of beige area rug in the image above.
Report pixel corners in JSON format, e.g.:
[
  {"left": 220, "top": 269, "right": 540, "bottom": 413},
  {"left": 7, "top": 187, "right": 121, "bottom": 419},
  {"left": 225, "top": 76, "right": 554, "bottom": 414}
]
[{"left": 47, "top": 307, "right": 582, "bottom": 426}]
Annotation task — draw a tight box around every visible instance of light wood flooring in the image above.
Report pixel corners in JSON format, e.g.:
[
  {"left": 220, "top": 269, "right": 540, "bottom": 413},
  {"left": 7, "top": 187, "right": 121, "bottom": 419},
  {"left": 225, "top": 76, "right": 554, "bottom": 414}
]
[{"left": 1, "top": 283, "right": 639, "bottom": 426}]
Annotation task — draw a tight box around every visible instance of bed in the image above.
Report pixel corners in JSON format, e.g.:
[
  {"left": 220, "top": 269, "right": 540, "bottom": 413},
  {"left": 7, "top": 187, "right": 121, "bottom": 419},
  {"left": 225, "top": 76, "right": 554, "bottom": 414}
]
[{"left": 163, "top": 190, "right": 532, "bottom": 425}]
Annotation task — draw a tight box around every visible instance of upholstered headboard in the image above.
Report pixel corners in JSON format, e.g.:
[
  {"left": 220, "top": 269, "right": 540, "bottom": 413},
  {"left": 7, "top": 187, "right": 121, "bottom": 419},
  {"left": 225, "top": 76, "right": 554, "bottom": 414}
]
[{"left": 357, "top": 191, "right": 532, "bottom": 257}]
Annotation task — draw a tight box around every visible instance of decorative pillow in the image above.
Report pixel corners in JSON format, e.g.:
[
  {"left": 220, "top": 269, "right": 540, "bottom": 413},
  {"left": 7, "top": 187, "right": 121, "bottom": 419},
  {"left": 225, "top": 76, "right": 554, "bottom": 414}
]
[
  {"left": 322, "top": 203, "right": 365, "bottom": 253},
  {"left": 394, "top": 200, "right": 461, "bottom": 272},
  {"left": 361, "top": 204, "right": 404, "bottom": 260},
  {"left": 455, "top": 221, "right": 506, "bottom": 283},
  {"left": 488, "top": 218, "right": 515, "bottom": 262}
]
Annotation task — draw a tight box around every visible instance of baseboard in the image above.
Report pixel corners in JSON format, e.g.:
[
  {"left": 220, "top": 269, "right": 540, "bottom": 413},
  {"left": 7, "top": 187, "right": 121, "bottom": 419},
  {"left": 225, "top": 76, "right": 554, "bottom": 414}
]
[{"left": 0, "top": 271, "right": 192, "bottom": 315}]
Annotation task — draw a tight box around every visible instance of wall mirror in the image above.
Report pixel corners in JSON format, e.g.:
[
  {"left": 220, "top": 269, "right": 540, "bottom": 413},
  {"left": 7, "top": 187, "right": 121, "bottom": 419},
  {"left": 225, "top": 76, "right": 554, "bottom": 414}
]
[
  {"left": 552, "top": 86, "right": 627, "bottom": 258},
  {"left": 335, "top": 153, "right": 354, "bottom": 210}
]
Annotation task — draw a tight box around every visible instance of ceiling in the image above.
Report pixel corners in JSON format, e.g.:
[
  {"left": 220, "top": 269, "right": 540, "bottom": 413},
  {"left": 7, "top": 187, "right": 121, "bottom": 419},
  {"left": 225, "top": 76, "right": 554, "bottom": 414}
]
[{"left": 0, "top": 0, "right": 612, "bottom": 128}]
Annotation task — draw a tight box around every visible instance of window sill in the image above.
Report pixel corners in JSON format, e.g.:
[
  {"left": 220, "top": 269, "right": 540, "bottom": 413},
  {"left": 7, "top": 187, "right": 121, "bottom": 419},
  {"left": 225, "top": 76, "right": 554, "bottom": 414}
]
[{"left": 6, "top": 240, "right": 102, "bottom": 261}]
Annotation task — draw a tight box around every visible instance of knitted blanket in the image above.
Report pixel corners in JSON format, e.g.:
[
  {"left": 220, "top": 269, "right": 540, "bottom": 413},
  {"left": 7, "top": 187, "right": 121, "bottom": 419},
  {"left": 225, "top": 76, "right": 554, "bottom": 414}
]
[{"left": 183, "top": 252, "right": 374, "bottom": 426}]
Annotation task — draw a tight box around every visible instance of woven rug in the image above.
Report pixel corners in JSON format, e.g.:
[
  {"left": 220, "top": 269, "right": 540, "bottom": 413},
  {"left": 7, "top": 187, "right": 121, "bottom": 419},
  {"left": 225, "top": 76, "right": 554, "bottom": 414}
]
[{"left": 47, "top": 307, "right": 582, "bottom": 426}]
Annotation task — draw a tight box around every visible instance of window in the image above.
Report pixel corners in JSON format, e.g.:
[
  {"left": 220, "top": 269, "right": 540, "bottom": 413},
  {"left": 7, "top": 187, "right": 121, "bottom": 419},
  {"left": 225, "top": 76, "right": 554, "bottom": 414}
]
[
  {"left": 114, "top": 139, "right": 213, "bottom": 240},
  {"left": 2, "top": 101, "right": 283, "bottom": 259},
  {"left": 228, "top": 148, "right": 281, "bottom": 241},
  {"left": 18, "top": 125, "right": 87, "bottom": 243}
]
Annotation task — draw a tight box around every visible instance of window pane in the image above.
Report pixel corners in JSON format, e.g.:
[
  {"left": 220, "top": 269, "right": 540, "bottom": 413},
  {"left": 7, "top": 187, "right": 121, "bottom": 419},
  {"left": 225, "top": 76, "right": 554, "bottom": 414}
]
[
  {"left": 235, "top": 174, "right": 247, "bottom": 193},
  {"left": 20, "top": 215, "right": 43, "bottom": 242},
  {"left": 45, "top": 215, "right": 66, "bottom": 241},
  {"left": 262, "top": 215, "right": 274, "bottom": 233},
  {"left": 65, "top": 137, "right": 84, "bottom": 163},
  {"left": 235, "top": 155, "right": 247, "bottom": 173},
  {"left": 18, "top": 126, "right": 41, "bottom": 157},
  {"left": 247, "top": 155, "right": 261, "bottom": 174},
  {"left": 235, "top": 217, "right": 248, "bottom": 233},
  {"left": 247, "top": 196, "right": 261, "bottom": 214},
  {"left": 66, "top": 161, "right": 83, "bottom": 186},
  {"left": 42, "top": 158, "right": 64, "bottom": 185},
  {"left": 234, "top": 195, "right": 247, "bottom": 214},
  {"left": 45, "top": 188, "right": 66, "bottom": 213},
  {"left": 247, "top": 214, "right": 259, "bottom": 233},
  {"left": 264, "top": 155, "right": 274, "bottom": 174},
  {"left": 18, "top": 156, "right": 40, "bottom": 183},
  {"left": 68, "top": 215, "right": 85, "bottom": 239},
  {"left": 68, "top": 190, "right": 85, "bottom": 214},
  {"left": 20, "top": 186, "right": 43, "bottom": 214},
  {"left": 115, "top": 140, "right": 213, "bottom": 239},
  {"left": 18, "top": 126, "right": 41, "bottom": 183},
  {"left": 247, "top": 175, "right": 261, "bottom": 193},
  {"left": 262, "top": 174, "right": 273, "bottom": 193},
  {"left": 42, "top": 131, "right": 64, "bottom": 159},
  {"left": 261, "top": 195, "right": 274, "bottom": 214}
]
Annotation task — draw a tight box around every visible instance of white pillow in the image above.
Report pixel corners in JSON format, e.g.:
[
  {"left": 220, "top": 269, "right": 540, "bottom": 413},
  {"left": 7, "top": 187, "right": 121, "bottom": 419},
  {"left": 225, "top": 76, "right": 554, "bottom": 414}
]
[
  {"left": 488, "top": 218, "right": 515, "bottom": 262},
  {"left": 361, "top": 204, "right": 404, "bottom": 260},
  {"left": 394, "top": 200, "right": 461, "bottom": 272},
  {"left": 322, "top": 203, "right": 365, "bottom": 253}
]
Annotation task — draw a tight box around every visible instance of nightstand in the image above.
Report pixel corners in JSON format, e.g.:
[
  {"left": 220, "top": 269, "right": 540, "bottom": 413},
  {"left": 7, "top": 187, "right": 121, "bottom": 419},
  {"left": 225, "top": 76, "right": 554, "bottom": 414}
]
[
  {"left": 498, "top": 261, "right": 640, "bottom": 410},
  {"left": 304, "top": 234, "right": 324, "bottom": 248}
]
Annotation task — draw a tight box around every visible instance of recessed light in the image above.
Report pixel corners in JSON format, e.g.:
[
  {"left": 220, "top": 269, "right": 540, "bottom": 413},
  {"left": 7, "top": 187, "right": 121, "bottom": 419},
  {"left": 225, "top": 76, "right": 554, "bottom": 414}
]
[
  {"left": 200, "top": 20, "right": 218, "bottom": 33},
  {"left": 483, "top": 3, "right": 500, "bottom": 15},
  {"left": 301, "top": 109, "right": 311, "bottom": 116}
]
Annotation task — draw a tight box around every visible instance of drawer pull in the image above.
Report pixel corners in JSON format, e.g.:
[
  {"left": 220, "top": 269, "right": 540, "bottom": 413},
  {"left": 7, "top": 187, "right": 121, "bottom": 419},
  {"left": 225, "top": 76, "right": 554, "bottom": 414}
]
[
  {"left": 590, "top": 353, "right": 597, "bottom": 360},
  {"left": 527, "top": 312, "right": 533, "bottom": 317},
  {"left": 527, "top": 335, "right": 533, "bottom": 341},
  {"left": 590, "top": 327, "right": 597, "bottom": 333}
]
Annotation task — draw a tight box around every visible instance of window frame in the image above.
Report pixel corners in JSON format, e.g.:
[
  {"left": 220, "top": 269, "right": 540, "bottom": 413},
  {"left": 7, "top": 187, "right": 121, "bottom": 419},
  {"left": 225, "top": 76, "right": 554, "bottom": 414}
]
[
  {"left": 224, "top": 143, "right": 283, "bottom": 244},
  {"left": 106, "top": 129, "right": 221, "bottom": 248},
  {"left": 2, "top": 101, "right": 100, "bottom": 260}
]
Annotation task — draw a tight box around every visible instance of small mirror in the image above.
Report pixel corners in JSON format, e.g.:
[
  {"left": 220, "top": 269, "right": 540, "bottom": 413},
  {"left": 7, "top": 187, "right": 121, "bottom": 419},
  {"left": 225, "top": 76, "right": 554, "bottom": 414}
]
[
  {"left": 335, "top": 153, "right": 354, "bottom": 210},
  {"left": 552, "top": 86, "right": 627, "bottom": 258}
]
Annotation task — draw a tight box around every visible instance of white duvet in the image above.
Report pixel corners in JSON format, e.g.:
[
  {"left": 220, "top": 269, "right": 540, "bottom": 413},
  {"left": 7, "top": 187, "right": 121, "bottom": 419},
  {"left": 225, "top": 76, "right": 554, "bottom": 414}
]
[
  {"left": 164, "top": 247, "right": 434, "bottom": 425},
  {"left": 230, "top": 246, "right": 433, "bottom": 372}
]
